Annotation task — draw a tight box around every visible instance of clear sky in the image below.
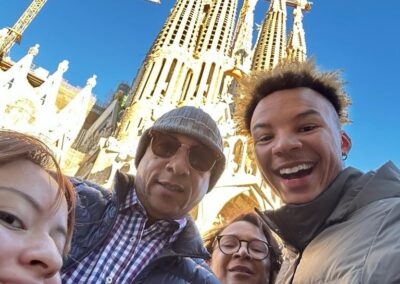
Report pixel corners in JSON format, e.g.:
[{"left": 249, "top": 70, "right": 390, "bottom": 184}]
[{"left": 1, "top": 0, "right": 399, "bottom": 172}]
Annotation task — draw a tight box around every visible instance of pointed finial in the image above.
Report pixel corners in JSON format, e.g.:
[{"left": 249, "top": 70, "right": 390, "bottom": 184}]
[
  {"left": 293, "top": 5, "right": 304, "bottom": 22},
  {"left": 286, "top": 0, "right": 312, "bottom": 11},
  {"left": 58, "top": 60, "right": 69, "bottom": 72},
  {"left": 87, "top": 75, "right": 97, "bottom": 88},
  {"left": 28, "top": 44, "right": 40, "bottom": 56}
]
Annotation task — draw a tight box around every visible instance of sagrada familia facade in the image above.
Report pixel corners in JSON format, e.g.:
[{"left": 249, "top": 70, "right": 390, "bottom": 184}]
[{"left": 0, "top": 0, "right": 311, "bottom": 233}]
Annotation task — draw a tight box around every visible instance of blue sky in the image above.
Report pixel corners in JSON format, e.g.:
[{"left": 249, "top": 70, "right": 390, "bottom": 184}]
[{"left": 1, "top": 0, "right": 399, "bottom": 172}]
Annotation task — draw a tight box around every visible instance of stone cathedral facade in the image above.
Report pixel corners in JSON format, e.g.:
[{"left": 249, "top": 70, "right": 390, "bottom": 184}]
[
  {"left": 0, "top": 0, "right": 311, "bottom": 233},
  {"left": 0, "top": 44, "right": 97, "bottom": 175},
  {"left": 75, "top": 0, "right": 311, "bottom": 233},
  {"left": 0, "top": 0, "right": 98, "bottom": 175}
]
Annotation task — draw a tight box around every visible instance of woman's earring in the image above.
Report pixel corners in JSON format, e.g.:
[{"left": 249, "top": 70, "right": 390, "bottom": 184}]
[{"left": 342, "top": 153, "right": 348, "bottom": 161}]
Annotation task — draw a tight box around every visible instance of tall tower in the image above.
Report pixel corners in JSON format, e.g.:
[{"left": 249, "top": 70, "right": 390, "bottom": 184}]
[
  {"left": 115, "top": 0, "right": 239, "bottom": 149},
  {"left": 252, "top": 0, "right": 287, "bottom": 71},
  {"left": 79, "top": 0, "right": 312, "bottom": 232},
  {"left": 189, "top": 0, "right": 239, "bottom": 105},
  {"left": 195, "top": 0, "right": 238, "bottom": 56},
  {"left": 115, "top": 0, "right": 204, "bottom": 146},
  {"left": 230, "top": 0, "right": 259, "bottom": 72},
  {"left": 0, "top": 0, "right": 47, "bottom": 57},
  {"left": 286, "top": 1, "right": 311, "bottom": 63}
]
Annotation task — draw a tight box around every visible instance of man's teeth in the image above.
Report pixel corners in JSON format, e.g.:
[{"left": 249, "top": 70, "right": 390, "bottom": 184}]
[{"left": 280, "top": 163, "right": 313, "bottom": 175}]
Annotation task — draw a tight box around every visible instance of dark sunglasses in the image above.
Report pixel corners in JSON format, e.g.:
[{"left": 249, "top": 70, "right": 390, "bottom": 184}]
[{"left": 150, "top": 130, "right": 220, "bottom": 172}]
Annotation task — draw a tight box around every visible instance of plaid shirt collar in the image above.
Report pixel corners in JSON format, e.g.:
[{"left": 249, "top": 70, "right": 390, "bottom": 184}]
[{"left": 121, "top": 188, "right": 187, "bottom": 241}]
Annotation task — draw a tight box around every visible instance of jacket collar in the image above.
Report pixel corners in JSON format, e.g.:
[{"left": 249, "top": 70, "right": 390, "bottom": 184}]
[
  {"left": 157, "top": 216, "right": 210, "bottom": 259},
  {"left": 328, "top": 161, "right": 400, "bottom": 223},
  {"left": 260, "top": 161, "right": 400, "bottom": 252},
  {"left": 260, "top": 167, "right": 361, "bottom": 251},
  {"left": 114, "top": 170, "right": 135, "bottom": 205}
]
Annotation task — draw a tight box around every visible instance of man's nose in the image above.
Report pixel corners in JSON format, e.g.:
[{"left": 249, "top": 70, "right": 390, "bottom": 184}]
[
  {"left": 166, "top": 145, "right": 191, "bottom": 175},
  {"left": 272, "top": 132, "right": 302, "bottom": 155},
  {"left": 20, "top": 235, "right": 63, "bottom": 279}
]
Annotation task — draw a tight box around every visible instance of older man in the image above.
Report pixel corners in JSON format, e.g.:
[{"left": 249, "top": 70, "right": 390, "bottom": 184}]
[
  {"left": 235, "top": 60, "right": 400, "bottom": 283},
  {"left": 62, "top": 106, "right": 225, "bottom": 283}
]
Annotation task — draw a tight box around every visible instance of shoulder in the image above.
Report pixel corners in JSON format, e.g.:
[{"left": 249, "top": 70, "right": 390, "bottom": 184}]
[
  {"left": 63, "top": 177, "right": 119, "bottom": 270},
  {"left": 172, "top": 217, "right": 211, "bottom": 258},
  {"left": 70, "top": 170, "right": 135, "bottom": 205},
  {"left": 70, "top": 176, "right": 112, "bottom": 204},
  {"left": 361, "top": 198, "right": 400, "bottom": 282},
  {"left": 148, "top": 256, "right": 219, "bottom": 284},
  {"left": 179, "top": 257, "right": 219, "bottom": 284},
  {"left": 69, "top": 176, "right": 116, "bottom": 230},
  {"left": 295, "top": 198, "right": 400, "bottom": 283}
]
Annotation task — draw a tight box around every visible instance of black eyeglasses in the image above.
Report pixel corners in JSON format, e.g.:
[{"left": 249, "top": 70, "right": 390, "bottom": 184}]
[
  {"left": 150, "top": 130, "right": 220, "bottom": 172},
  {"left": 215, "top": 235, "right": 270, "bottom": 260}
]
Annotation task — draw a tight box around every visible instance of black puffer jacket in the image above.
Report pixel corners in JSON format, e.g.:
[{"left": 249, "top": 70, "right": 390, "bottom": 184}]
[{"left": 62, "top": 171, "right": 220, "bottom": 284}]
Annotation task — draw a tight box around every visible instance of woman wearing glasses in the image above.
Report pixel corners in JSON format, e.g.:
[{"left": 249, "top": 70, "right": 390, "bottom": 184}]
[{"left": 204, "top": 213, "right": 281, "bottom": 284}]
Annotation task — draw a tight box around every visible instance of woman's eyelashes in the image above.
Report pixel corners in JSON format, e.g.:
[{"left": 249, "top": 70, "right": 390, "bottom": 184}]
[{"left": 0, "top": 211, "right": 24, "bottom": 230}]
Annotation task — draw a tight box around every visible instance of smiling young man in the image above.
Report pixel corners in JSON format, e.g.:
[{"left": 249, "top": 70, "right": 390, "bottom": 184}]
[
  {"left": 61, "top": 106, "right": 225, "bottom": 283},
  {"left": 235, "top": 60, "right": 400, "bottom": 283}
]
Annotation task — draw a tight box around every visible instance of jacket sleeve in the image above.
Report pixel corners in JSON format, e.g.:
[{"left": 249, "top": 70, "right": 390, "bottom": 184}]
[
  {"left": 136, "top": 256, "right": 220, "bottom": 284},
  {"left": 62, "top": 177, "right": 114, "bottom": 271},
  {"left": 361, "top": 199, "right": 400, "bottom": 283},
  {"left": 180, "top": 257, "right": 221, "bottom": 284}
]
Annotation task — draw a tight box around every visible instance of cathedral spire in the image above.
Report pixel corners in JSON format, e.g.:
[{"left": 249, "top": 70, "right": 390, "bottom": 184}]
[
  {"left": 151, "top": 0, "right": 203, "bottom": 53},
  {"left": 252, "top": 0, "right": 288, "bottom": 71},
  {"left": 230, "top": 0, "right": 258, "bottom": 72},
  {"left": 116, "top": 0, "right": 239, "bottom": 144},
  {"left": 115, "top": 0, "right": 205, "bottom": 144},
  {"left": 191, "top": 0, "right": 239, "bottom": 105},
  {"left": 195, "top": 0, "right": 239, "bottom": 56},
  {"left": 51, "top": 75, "right": 96, "bottom": 158},
  {"left": 0, "top": 44, "right": 39, "bottom": 88},
  {"left": 286, "top": 1, "right": 311, "bottom": 63},
  {"left": 36, "top": 60, "right": 69, "bottom": 111}
]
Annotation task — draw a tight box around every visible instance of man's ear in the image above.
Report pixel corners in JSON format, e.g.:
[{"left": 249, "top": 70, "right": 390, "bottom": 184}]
[{"left": 341, "top": 131, "right": 352, "bottom": 155}]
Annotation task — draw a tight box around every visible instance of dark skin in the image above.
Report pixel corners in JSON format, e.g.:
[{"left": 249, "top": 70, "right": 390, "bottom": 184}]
[
  {"left": 250, "top": 87, "right": 351, "bottom": 204},
  {"left": 135, "top": 133, "right": 211, "bottom": 225}
]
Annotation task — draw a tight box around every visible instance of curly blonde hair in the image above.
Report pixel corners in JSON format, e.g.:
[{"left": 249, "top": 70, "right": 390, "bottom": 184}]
[{"left": 234, "top": 59, "right": 351, "bottom": 138}]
